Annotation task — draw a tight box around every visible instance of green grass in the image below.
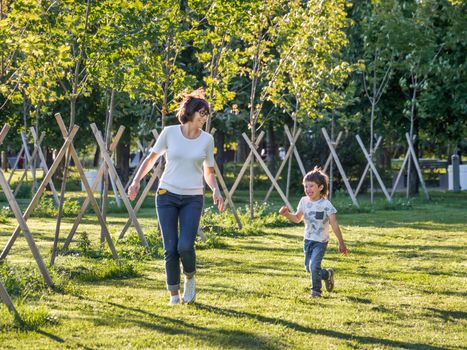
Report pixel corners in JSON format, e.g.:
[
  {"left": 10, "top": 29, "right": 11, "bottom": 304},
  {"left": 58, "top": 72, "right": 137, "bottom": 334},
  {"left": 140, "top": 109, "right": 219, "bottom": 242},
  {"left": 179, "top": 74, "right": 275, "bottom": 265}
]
[{"left": 0, "top": 190, "right": 466, "bottom": 349}]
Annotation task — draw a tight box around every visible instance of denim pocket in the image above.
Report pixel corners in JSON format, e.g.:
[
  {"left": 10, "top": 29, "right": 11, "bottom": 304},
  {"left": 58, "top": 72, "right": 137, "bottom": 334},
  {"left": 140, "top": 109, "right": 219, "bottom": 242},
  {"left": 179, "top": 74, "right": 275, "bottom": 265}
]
[{"left": 315, "top": 211, "right": 324, "bottom": 220}]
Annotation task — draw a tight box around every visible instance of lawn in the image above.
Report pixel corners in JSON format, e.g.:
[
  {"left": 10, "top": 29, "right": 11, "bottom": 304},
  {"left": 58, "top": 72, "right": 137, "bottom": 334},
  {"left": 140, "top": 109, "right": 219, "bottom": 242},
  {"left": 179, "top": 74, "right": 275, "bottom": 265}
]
[{"left": 0, "top": 188, "right": 466, "bottom": 350}]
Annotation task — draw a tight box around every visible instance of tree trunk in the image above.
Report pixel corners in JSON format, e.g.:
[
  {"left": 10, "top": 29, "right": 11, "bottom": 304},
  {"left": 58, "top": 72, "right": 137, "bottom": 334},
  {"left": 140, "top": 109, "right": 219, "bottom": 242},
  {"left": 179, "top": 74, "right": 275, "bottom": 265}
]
[
  {"left": 117, "top": 140, "right": 130, "bottom": 186},
  {"left": 266, "top": 123, "right": 275, "bottom": 165},
  {"left": 93, "top": 146, "right": 100, "bottom": 167},
  {"left": 235, "top": 135, "right": 247, "bottom": 162},
  {"left": 215, "top": 130, "right": 225, "bottom": 176}
]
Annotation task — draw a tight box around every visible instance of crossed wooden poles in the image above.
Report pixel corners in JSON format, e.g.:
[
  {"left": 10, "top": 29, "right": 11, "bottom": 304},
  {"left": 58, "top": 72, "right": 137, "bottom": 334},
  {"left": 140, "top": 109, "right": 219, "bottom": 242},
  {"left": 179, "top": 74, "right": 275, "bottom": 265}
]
[{"left": 0, "top": 125, "right": 35, "bottom": 321}]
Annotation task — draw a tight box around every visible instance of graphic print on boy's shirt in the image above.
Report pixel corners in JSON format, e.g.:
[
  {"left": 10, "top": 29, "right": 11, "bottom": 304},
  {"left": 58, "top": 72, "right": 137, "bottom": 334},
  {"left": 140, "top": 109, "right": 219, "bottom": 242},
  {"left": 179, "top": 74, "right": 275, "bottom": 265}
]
[{"left": 298, "top": 197, "right": 337, "bottom": 242}]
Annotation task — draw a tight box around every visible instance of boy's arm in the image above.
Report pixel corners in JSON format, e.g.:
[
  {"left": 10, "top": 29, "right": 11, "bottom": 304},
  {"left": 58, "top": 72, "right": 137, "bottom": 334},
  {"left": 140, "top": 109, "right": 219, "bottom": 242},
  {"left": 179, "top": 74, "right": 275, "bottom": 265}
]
[
  {"left": 329, "top": 213, "right": 349, "bottom": 255},
  {"left": 279, "top": 206, "right": 303, "bottom": 223}
]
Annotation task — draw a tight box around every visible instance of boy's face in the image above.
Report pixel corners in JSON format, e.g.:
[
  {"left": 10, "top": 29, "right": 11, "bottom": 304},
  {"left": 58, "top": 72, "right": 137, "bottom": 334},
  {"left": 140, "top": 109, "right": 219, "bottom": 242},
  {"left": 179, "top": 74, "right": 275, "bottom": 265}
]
[{"left": 303, "top": 181, "right": 324, "bottom": 200}]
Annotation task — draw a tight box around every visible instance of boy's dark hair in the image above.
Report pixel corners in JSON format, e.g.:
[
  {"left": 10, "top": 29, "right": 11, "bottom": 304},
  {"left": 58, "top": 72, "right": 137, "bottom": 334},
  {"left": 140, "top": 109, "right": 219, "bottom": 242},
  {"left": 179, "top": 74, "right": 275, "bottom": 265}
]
[
  {"left": 303, "top": 166, "right": 329, "bottom": 198},
  {"left": 176, "top": 88, "right": 210, "bottom": 124}
]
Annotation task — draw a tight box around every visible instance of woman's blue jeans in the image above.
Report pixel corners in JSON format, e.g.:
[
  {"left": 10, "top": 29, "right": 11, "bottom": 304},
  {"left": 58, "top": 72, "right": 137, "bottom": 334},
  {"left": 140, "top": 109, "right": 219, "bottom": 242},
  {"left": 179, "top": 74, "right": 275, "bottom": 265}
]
[
  {"left": 156, "top": 190, "right": 203, "bottom": 291},
  {"left": 304, "top": 240, "right": 329, "bottom": 295}
]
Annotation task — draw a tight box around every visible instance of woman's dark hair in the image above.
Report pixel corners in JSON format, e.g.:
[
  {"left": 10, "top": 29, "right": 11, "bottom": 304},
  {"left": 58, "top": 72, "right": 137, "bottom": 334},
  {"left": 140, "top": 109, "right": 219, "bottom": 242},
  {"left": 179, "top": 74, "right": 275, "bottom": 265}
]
[
  {"left": 303, "top": 166, "right": 329, "bottom": 198},
  {"left": 176, "top": 88, "right": 210, "bottom": 124}
]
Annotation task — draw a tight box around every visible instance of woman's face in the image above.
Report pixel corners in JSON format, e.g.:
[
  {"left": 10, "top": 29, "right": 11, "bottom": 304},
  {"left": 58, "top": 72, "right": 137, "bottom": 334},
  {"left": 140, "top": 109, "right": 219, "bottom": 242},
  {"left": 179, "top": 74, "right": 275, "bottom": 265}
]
[{"left": 191, "top": 109, "right": 209, "bottom": 128}]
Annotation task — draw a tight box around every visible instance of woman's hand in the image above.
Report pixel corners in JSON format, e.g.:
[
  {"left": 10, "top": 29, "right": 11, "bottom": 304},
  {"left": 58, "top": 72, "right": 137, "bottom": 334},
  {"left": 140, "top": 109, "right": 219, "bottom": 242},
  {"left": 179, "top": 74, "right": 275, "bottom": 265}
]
[
  {"left": 213, "top": 189, "right": 224, "bottom": 212},
  {"left": 128, "top": 181, "right": 140, "bottom": 201}
]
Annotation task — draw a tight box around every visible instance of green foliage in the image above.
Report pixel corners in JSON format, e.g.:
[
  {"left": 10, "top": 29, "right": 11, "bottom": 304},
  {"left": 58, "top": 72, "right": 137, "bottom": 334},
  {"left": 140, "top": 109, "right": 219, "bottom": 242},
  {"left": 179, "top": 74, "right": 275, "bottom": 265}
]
[
  {"left": 33, "top": 197, "right": 81, "bottom": 218},
  {"left": 54, "top": 259, "right": 141, "bottom": 283},
  {"left": 117, "top": 230, "right": 164, "bottom": 260},
  {"left": 0, "top": 260, "right": 46, "bottom": 299},
  {"left": 0, "top": 206, "right": 11, "bottom": 223},
  {"left": 0, "top": 304, "right": 56, "bottom": 331}
]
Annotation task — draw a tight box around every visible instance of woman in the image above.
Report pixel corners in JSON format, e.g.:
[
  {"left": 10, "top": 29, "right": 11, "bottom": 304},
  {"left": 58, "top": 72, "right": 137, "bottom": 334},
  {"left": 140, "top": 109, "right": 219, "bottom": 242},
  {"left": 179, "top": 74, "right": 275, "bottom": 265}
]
[{"left": 128, "top": 89, "right": 224, "bottom": 305}]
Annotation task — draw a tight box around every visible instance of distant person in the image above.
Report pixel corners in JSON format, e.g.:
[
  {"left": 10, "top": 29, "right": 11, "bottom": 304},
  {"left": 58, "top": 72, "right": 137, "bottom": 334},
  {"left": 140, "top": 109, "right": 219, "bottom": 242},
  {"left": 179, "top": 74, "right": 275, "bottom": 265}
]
[
  {"left": 128, "top": 89, "right": 224, "bottom": 305},
  {"left": 278, "top": 146, "right": 286, "bottom": 161},
  {"left": 279, "top": 166, "right": 349, "bottom": 298}
]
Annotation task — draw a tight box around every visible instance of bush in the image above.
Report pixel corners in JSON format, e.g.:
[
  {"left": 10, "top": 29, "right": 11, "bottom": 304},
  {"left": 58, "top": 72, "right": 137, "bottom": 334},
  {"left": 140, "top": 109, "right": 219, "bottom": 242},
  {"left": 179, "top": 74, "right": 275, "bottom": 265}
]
[{"left": 33, "top": 197, "right": 82, "bottom": 218}]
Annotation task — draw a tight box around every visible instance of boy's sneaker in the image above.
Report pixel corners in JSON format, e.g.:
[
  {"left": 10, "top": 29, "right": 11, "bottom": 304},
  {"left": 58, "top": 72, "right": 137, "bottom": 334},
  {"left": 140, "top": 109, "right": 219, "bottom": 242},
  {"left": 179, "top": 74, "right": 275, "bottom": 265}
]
[
  {"left": 324, "top": 268, "right": 334, "bottom": 292},
  {"left": 311, "top": 291, "right": 321, "bottom": 298},
  {"left": 169, "top": 295, "right": 180, "bottom": 306},
  {"left": 182, "top": 276, "right": 196, "bottom": 304}
]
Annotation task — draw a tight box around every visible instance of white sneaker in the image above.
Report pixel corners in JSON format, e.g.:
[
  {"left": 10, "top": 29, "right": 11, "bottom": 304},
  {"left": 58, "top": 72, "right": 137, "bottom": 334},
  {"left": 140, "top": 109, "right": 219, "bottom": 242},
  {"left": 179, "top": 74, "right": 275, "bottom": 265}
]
[
  {"left": 182, "top": 276, "right": 196, "bottom": 304},
  {"left": 169, "top": 295, "right": 180, "bottom": 306}
]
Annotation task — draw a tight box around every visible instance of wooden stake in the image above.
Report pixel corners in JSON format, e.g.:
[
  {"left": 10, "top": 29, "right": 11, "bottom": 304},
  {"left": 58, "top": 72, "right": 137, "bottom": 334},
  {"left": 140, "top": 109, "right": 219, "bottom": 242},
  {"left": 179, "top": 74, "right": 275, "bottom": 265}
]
[
  {"left": 264, "top": 129, "right": 302, "bottom": 202},
  {"left": 242, "top": 133, "right": 293, "bottom": 211},
  {"left": 405, "top": 133, "right": 429, "bottom": 200},
  {"left": 323, "top": 131, "right": 343, "bottom": 172},
  {"left": 0, "top": 281, "right": 21, "bottom": 321},
  {"left": 53, "top": 115, "right": 119, "bottom": 260},
  {"left": 0, "top": 125, "right": 79, "bottom": 262},
  {"left": 210, "top": 129, "right": 242, "bottom": 229},
  {"left": 7, "top": 146, "right": 24, "bottom": 184},
  {"left": 284, "top": 125, "right": 306, "bottom": 176},
  {"left": 355, "top": 136, "right": 383, "bottom": 196},
  {"left": 91, "top": 123, "right": 148, "bottom": 247},
  {"left": 0, "top": 125, "right": 54, "bottom": 286},
  {"left": 30, "top": 128, "right": 60, "bottom": 205},
  {"left": 118, "top": 129, "right": 162, "bottom": 240},
  {"left": 321, "top": 128, "right": 359, "bottom": 207},
  {"left": 63, "top": 126, "right": 125, "bottom": 250},
  {"left": 14, "top": 132, "right": 43, "bottom": 196},
  {"left": 355, "top": 135, "right": 392, "bottom": 202},
  {"left": 228, "top": 131, "right": 265, "bottom": 199}
]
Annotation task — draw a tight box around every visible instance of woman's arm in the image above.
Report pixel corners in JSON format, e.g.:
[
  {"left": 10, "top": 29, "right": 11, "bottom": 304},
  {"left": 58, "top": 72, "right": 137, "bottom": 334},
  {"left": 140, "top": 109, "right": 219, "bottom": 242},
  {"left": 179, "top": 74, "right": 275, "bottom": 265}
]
[
  {"left": 203, "top": 165, "right": 224, "bottom": 212},
  {"left": 128, "top": 152, "right": 159, "bottom": 200}
]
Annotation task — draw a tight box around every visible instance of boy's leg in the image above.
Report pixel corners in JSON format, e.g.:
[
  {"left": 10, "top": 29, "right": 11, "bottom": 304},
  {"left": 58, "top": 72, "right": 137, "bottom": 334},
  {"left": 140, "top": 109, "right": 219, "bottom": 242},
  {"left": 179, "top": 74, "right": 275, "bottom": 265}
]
[
  {"left": 156, "top": 192, "right": 181, "bottom": 292},
  {"left": 304, "top": 239, "right": 312, "bottom": 273},
  {"left": 310, "top": 242, "right": 328, "bottom": 296}
]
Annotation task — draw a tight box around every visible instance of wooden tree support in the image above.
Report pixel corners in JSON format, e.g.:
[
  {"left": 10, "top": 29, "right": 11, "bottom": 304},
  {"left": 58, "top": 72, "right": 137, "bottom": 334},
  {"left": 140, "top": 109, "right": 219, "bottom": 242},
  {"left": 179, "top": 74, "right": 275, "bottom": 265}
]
[
  {"left": 0, "top": 281, "right": 21, "bottom": 321},
  {"left": 124, "top": 136, "right": 157, "bottom": 191},
  {"left": 355, "top": 135, "right": 392, "bottom": 202},
  {"left": 228, "top": 131, "right": 265, "bottom": 200},
  {"left": 264, "top": 127, "right": 302, "bottom": 203},
  {"left": 29, "top": 127, "right": 61, "bottom": 205},
  {"left": 62, "top": 126, "right": 125, "bottom": 250},
  {"left": 321, "top": 128, "right": 359, "bottom": 207},
  {"left": 284, "top": 125, "right": 306, "bottom": 176},
  {"left": 7, "top": 137, "right": 27, "bottom": 185},
  {"left": 0, "top": 124, "right": 54, "bottom": 287},
  {"left": 323, "top": 131, "right": 343, "bottom": 173},
  {"left": 117, "top": 129, "right": 163, "bottom": 240},
  {"left": 13, "top": 131, "right": 43, "bottom": 196},
  {"left": 91, "top": 123, "right": 148, "bottom": 248},
  {"left": 354, "top": 135, "right": 383, "bottom": 197},
  {"left": 210, "top": 129, "right": 242, "bottom": 229},
  {"left": 391, "top": 133, "right": 429, "bottom": 200},
  {"left": 49, "top": 114, "right": 119, "bottom": 264},
  {"left": 242, "top": 133, "right": 293, "bottom": 211}
]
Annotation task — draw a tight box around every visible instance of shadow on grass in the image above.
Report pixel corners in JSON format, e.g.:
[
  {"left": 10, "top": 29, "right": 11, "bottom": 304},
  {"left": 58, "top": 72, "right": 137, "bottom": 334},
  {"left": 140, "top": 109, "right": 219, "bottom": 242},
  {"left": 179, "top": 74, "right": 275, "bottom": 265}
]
[
  {"left": 425, "top": 308, "right": 467, "bottom": 322},
  {"left": 195, "top": 303, "right": 448, "bottom": 350},
  {"left": 36, "top": 329, "right": 65, "bottom": 344},
  {"left": 73, "top": 297, "right": 280, "bottom": 350}
]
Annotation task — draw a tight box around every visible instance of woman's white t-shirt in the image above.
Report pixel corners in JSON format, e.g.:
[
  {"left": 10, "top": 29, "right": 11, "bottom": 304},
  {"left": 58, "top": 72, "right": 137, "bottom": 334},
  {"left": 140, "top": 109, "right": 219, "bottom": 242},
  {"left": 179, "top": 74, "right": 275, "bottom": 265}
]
[{"left": 150, "top": 125, "right": 215, "bottom": 195}]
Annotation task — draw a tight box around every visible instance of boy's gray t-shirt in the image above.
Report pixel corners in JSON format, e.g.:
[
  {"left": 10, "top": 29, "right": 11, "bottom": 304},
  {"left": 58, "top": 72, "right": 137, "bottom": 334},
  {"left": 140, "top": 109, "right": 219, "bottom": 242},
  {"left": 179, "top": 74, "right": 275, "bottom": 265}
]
[{"left": 297, "top": 197, "right": 337, "bottom": 242}]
